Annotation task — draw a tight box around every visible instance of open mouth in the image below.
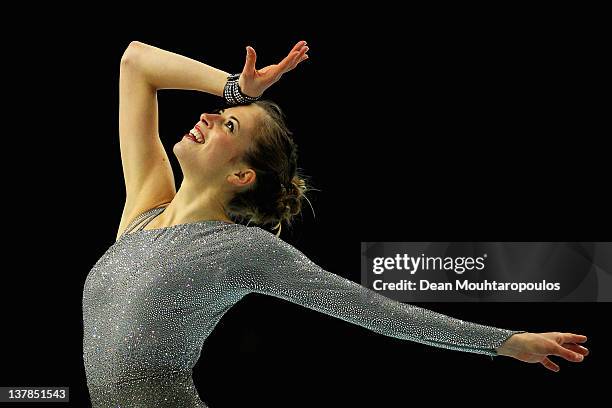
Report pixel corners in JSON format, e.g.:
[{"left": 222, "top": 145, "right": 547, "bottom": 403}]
[
  {"left": 184, "top": 133, "right": 199, "bottom": 143},
  {"left": 189, "top": 126, "right": 205, "bottom": 144}
]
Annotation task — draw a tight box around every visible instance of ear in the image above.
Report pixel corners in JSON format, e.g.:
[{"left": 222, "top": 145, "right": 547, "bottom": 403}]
[{"left": 228, "top": 168, "right": 256, "bottom": 188}]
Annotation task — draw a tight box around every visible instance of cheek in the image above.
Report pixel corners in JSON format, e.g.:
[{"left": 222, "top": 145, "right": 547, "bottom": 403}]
[{"left": 213, "top": 134, "right": 242, "bottom": 155}]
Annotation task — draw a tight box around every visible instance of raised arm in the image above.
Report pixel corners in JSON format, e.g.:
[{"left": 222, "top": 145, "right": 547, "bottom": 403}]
[
  {"left": 116, "top": 41, "right": 231, "bottom": 240},
  {"left": 116, "top": 41, "right": 309, "bottom": 240}
]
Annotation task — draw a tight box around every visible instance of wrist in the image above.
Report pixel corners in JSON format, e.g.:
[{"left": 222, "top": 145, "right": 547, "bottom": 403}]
[
  {"left": 223, "top": 73, "right": 261, "bottom": 106},
  {"left": 238, "top": 75, "right": 262, "bottom": 99},
  {"left": 495, "top": 332, "right": 526, "bottom": 357}
]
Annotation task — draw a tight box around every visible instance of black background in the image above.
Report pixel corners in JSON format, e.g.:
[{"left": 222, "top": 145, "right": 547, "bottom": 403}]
[{"left": 2, "top": 7, "right": 609, "bottom": 407}]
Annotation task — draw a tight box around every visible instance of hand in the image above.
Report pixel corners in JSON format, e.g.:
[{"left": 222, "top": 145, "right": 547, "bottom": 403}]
[
  {"left": 238, "top": 40, "right": 310, "bottom": 98},
  {"left": 496, "top": 332, "right": 589, "bottom": 372}
]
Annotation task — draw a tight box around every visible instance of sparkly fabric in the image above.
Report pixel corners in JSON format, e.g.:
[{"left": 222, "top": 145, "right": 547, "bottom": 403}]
[
  {"left": 83, "top": 206, "right": 521, "bottom": 407},
  {"left": 223, "top": 73, "right": 261, "bottom": 105}
]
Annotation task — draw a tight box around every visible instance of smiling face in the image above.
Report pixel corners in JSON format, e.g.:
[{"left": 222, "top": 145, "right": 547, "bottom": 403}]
[{"left": 173, "top": 104, "right": 265, "bottom": 191}]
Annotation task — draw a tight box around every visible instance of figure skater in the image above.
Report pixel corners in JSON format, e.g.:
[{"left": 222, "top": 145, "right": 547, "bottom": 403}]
[{"left": 82, "top": 40, "right": 589, "bottom": 407}]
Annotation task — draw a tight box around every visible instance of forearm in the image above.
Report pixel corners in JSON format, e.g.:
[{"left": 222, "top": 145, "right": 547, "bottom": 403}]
[{"left": 121, "top": 41, "right": 229, "bottom": 95}]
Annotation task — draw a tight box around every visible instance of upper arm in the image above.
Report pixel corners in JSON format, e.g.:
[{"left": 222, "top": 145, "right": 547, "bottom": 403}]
[{"left": 116, "top": 42, "right": 176, "bottom": 239}]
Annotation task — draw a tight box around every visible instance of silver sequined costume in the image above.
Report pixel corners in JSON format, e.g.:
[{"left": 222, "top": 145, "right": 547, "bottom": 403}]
[{"left": 83, "top": 206, "right": 521, "bottom": 407}]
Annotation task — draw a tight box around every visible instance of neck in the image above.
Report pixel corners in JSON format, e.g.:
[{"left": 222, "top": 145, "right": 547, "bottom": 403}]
[{"left": 150, "top": 180, "right": 234, "bottom": 228}]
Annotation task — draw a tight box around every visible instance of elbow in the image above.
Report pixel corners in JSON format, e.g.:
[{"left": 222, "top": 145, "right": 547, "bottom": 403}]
[{"left": 120, "top": 41, "right": 145, "bottom": 70}]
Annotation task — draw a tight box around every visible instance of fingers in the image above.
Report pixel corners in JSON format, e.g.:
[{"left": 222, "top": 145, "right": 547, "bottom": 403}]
[
  {"left": 563, "top": 343, "right": 589, "bottom": 357},
  {"left": 287, "top": 46, "right": 309, "bottom": 71},
  {"left": 540, "top": 357, "right": 560, "bottom": 373},
  {"left": 278, "top": 42, "right": 309, "bottom": 74},
  {"left": 291, "top": 40, "right": 307, "bottom": 53},
  {"left": 551, "top": 343, "right": 585, "bottom": 362},
  {"left": 242, "top": 46, "right": 257, "bottom": 76},
  {"left": 561, "top": 333, "right": 588, "bottom": 344}
]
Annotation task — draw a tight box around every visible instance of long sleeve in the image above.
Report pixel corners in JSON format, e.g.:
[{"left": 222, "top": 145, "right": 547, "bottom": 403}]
[{"left": 232, "top": 228, "right": 522, "bottom": 357}]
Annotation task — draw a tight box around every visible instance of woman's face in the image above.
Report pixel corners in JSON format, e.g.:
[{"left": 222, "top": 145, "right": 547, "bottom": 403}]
[{"left": 173, "top": 104, "right": 263, "bottom": 189}]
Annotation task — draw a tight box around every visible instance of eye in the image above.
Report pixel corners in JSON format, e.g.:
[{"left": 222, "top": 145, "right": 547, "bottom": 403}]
[{"left": 225, "top": 121, "right": 235, "bottom": 132}]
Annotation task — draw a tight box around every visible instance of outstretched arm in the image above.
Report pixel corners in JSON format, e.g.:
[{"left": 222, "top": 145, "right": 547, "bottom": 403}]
[
  {"left": 232, "top": 228, "right": 522, "bottom": 357},
  {"left": 233, "top": 229, "right": 590, "bottom": 370}
]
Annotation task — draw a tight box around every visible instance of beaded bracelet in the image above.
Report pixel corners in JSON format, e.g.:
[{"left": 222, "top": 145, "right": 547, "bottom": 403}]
[{"left": 223, "top": 73, "right": 261, "bottom": 105}]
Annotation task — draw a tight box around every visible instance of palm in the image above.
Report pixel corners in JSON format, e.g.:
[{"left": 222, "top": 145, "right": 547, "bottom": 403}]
[
  {"left": 256, "top": 64, "right": 283, "bottom": 82},
  {"left": 239, "top": 41, "right": 310, "bottom": 98},
  {"left": 514, "top": 350, "right": 550, "bottom": 364}
]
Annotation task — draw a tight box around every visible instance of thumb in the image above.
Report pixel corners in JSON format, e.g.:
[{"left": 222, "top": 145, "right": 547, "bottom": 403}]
[{"left": 242, "top": 46, "right": 257, "bottom": 76}]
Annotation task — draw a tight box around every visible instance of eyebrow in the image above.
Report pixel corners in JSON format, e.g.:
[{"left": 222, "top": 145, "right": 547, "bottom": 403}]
[
  {"left": 219, "top": 109, "right": 241, "bottom": 132},
  {"left": 229, "top": 115, "right": 241, "bottom": 131}
]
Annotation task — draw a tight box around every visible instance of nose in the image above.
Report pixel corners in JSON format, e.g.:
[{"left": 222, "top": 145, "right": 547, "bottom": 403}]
[{"left": 200, "top": 112, "right": 222, "bottom": 128}]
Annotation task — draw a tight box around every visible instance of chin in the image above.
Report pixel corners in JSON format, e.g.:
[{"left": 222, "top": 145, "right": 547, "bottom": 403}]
[
  {"left": 172, "top": 143, "right": 178, "bottom": 154},
  {"left": 173, "top": 142, "right": 190, "bottom": 167},
  {"left": 173, "top": 139, "right": 188, "bottom": 158}
]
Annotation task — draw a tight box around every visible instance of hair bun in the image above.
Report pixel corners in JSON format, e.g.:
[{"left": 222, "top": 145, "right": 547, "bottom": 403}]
[{"left": 279, "top": 176, "right": 306, "bottom": 219}]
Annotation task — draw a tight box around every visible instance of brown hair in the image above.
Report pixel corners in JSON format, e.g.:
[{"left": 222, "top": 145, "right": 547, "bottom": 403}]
[{"left": 225, "top": 100, "right": 313, "bottom": 237}]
